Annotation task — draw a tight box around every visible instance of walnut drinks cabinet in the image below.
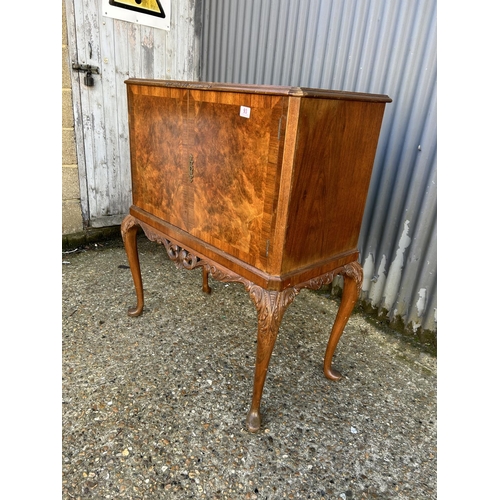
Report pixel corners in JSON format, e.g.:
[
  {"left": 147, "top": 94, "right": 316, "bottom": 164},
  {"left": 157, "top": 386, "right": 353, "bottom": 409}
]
[{"left": 121, "top": 79, "right": 391, "bottom": 432}]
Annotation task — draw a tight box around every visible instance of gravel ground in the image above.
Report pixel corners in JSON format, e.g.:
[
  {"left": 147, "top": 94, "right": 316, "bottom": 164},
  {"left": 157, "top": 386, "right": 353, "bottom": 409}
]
[{"left": 62, "top": 235, "right": 437, "bottom": 499}]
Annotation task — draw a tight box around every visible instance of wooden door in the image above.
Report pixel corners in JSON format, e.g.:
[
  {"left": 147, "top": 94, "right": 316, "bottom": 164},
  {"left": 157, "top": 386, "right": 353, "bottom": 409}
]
[
  {"left": 127, "top": 84, "right": 190, "bottom": 231},
  {"left": 188, "top": 90, "right": 286, "bottom": 270},
  {"left": 65, "top": 0, "right": 199, "bottom": 228}
]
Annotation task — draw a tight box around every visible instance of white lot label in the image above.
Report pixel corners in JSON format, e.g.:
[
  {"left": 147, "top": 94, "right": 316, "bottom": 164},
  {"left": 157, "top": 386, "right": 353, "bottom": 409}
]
[{"left": 240, "top": 106, "right": 251, "bottom": 118}]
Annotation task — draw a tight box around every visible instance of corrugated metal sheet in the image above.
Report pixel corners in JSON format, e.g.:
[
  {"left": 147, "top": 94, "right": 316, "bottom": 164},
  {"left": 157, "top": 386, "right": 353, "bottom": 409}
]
[{"left": 200, "top": 0, "right": 437, "bottom": 336}]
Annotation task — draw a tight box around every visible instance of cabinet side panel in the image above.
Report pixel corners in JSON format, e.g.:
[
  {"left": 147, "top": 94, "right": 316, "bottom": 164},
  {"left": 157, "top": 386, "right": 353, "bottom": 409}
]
[
  {"left": 128, "top": 84, "right": 189, "bottom": 230},
  {"left": 188, "top": 91, "right": 283, "bottom": 270},
  {"left": 282, "top": 98, "right": 386, "bottom": 273}
]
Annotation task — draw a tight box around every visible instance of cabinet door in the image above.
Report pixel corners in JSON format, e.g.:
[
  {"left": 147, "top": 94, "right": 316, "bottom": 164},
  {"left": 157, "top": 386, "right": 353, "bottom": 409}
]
[
  {"left": 187, "top": 90, "right": 285, "bottom": 270},
  {"left": 127, "top": 84, "right": 189, "bottom": 231}
]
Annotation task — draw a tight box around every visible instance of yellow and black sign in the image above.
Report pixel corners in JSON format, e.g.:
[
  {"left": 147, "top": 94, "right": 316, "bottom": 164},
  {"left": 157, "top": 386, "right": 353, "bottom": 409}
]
[
  {"left": 109, "top": 0, "right": 165, "bottom": 19},
  {"left": 103, "top": 0, "right": 170, "bottom": 30}
]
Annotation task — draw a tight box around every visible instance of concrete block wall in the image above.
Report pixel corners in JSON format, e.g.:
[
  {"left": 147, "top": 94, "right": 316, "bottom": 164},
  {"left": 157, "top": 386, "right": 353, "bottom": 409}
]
[{"left": 62, "top": 0, "right": 84, "bottom": 236}]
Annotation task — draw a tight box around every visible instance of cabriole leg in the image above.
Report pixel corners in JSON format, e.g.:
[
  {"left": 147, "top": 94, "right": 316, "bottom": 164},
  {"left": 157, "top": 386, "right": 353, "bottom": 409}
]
[
  {"left": 323, "top": 262, "right": 363, "bottom": 381},
  {"left": 245, "top": 286, "right": 299, "bottom": 432},
  {"left": 202, "top": 266, "right": 212, "bottom": 294},
  {"left": 121, "top": 214, "right": 144, "bottom": 317}
]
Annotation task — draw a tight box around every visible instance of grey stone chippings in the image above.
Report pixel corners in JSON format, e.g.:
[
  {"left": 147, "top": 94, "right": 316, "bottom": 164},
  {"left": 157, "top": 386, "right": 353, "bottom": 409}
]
[{"left": 62, "top": 236, "right": 437, "bottom": 499}]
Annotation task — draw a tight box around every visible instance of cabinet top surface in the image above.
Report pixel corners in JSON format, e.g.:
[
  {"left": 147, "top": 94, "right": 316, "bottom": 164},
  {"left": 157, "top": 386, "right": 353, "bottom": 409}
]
[{"left": 125, "top": 78, "right": 392, "bottom": 103}]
